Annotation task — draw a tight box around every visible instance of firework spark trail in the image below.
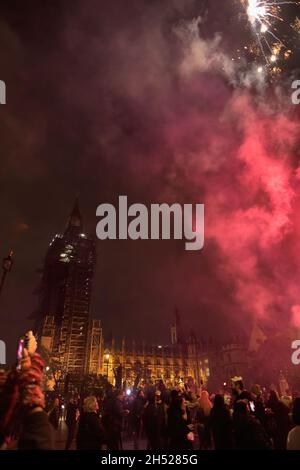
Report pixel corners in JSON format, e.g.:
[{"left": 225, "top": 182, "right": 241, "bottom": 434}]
[
  {"left": 247, "top": 0, "right": 298, "bottom": 21},
  {"left": 243, "top": 0, "right": 300, "bottom": 71}
]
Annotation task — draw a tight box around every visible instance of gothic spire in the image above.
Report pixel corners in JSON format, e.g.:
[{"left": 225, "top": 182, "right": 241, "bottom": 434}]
[{"left": 65, "top": 198, "right": 83, "bottom": 234}]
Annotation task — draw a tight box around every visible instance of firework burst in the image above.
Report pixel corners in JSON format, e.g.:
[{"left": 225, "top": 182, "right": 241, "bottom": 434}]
[{"left": 240, "top": 0, "right": 300, "bottom": 76}]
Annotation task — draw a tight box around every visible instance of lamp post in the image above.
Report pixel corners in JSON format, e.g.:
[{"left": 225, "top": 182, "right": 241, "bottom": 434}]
[
  {"left": 105, "top": 353, "right": 110, "bottom": 380},
  {"left": 0, "top": 250, "right": 14, "bottom": 298}
]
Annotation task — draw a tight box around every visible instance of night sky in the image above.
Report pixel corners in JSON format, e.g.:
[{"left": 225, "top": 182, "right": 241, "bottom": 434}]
[{"left": 1, "top": 0, "right": 300, "bottom": 363}]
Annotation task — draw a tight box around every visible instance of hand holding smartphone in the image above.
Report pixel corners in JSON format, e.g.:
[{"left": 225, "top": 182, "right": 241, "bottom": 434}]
[
  {"left": 17, "top": 331, "right": 37, "bottom": 368},
  {"left": 249, "top": 401, "right": 255, "bottom": 412}
]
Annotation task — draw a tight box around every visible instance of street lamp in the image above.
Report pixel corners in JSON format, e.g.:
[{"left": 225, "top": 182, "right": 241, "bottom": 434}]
[
  {"left": 105, "top": 353, "right": 110, "bottom": 379},
  {"left": 0, "top": 250, "right": 14, "bottom": 298}
]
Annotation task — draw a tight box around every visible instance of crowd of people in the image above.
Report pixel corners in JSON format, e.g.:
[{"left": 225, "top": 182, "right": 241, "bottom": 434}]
[{"left": 0, "top": 338, "right": 300, "bottom": 451}]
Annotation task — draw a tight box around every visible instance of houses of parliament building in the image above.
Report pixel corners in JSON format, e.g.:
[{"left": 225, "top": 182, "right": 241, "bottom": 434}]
[{"left": 36, "top": 202, "right": 249, "bottom": 389}]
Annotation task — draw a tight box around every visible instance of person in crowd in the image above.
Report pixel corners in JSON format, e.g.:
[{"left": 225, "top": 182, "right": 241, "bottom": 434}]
[
  {"left": 267, "top": 389, "right": 291, "bottom": 450},
  {"left": 143, "top": 393, "right": 162, "bottom": 449},
  {"left": 281, "top": 391, "right": 293, "bottom": 411},
  {"left": 124, "top": 393, "right": 135, "bottom": 438},
  {"left": 4, "top": 333, "right": 300, "bottom": 454},
  {"left": 0, "top": 333, "right": 54, "bottom": 450},
  {"left": 167, "top": 392, "right": 193, "bottom": 450},
  {"left": 157, "top": 379, "right": 166, "bottom": 398},
  {"left": 186, "top": 391, "right": 199, "bottom": 424},
  {"left": 76, "top": 396, "right": 105, "bottom": 450},
  {"left": 197, "top": 390, "right": 212, "bottom": 449},
  {"left": 231, "top": 377, "right": 251, "bottom": 408},
  {"left": 287, "top": 397, "right": 300, "bottom": 450},
  {"left": 65, "top": 397, "right": 80, "bottom": 450},
  {"left": 209, "top": 394, "right": 233, "bottom": 449},
  {"left": 249, "top": 384, "right": 268, "bottom": 428},
  {"left": 155, "top": 390, "right": 168, "bottom": 449},
  {"left": 233, "top": 400, "right": 271, "bottom": 450},
  {"left": 48, "top": 397, "right": 60, "bottom": 431},
  {"left": 102, "top": 389, "right": 124, "bottom": 450},
  {"left": 131, "top": 389, "right": 145, "bottom": 450}
]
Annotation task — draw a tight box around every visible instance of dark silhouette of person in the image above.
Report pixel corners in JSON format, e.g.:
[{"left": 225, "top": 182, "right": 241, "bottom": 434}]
[
  {"left": 102, "top": 390, "right": 124, "bottom": 450},
  {"left": 48, "top": 397, "right": 60, "bottom": 431},
  {"left": 76, "top": 396, "right": 105, "bottom": 450},
  {"left": 65, "top": 398, "right": 79, "bottom": 450},
  {"left": 267, "top": 390, "right": 291, "bottom": 450},
  {"left": 131, "top": 389, "right": 145, "bottom": 450},
  {"left": 287, "top": 397, "right": 300, "bottom": 450},
  {"left": 143, "top": 393, "right": 159, "bottom": 449},
  {"left": 231, "top": 378, "right": 251, "bottom": 409},
  {"left": 167, "top": 393, "right": 192, "bottom": 450},
  {"left": 210, "top": 394, "right": 234, "bottom": 449},
  {"left": 233, "top": 400, "right": 271, "bottom": 449}
]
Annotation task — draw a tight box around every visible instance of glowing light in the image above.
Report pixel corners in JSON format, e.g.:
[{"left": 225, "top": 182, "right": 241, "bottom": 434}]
[
  {"left": 242, "top": 0, "right": 300, "bottom": 73},
  {"left": 247, "top": 0, "right": 267, "bottom": 24},
  {"left": 260, "top": 24, "right": 268, "bottom": 33}
]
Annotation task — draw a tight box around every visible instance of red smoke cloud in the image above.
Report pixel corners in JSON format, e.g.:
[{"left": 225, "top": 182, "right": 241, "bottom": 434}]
[
  {"left": 156, "top": 23, "right": 300, "bottom": 329},
  {"left": 205, "top": 94, "right": 299, "bottom": 320}
]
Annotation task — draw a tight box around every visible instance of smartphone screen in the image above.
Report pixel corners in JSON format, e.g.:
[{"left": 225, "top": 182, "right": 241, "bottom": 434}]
[
  {"left": 17, "top": 338, "right": 24, "bottom": 361},
  {"left": 16, "top": 338, "right": 25, "bottom": 369}
]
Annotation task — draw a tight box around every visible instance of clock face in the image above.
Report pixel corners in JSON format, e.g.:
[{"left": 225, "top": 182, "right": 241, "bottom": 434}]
[{"left": 3, "top": 259, "right": 12, "bottom": 271}]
